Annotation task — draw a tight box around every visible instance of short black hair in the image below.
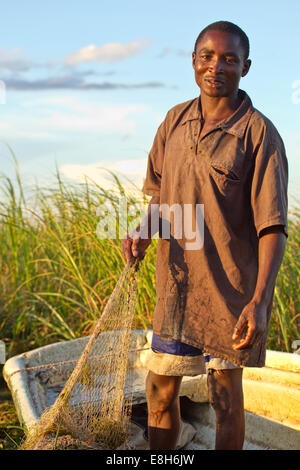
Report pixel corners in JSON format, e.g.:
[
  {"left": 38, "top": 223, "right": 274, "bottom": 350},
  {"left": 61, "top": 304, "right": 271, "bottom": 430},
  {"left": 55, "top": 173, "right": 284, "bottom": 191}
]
[{"left": 194, "top": 21, "right": 250, "bottom": 60}]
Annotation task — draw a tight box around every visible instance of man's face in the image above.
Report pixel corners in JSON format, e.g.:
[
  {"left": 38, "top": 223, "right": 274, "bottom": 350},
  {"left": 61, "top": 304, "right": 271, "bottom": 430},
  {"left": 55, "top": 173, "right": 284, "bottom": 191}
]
[{"left": 192, "top": 30, "right": 251, "bottom": 98}]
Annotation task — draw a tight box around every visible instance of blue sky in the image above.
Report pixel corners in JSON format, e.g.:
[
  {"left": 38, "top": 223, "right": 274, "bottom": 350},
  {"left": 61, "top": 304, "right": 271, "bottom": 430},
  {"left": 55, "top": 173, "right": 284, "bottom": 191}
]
[{"left": 0, "top": 0, "right": 299, "bottom": 205}]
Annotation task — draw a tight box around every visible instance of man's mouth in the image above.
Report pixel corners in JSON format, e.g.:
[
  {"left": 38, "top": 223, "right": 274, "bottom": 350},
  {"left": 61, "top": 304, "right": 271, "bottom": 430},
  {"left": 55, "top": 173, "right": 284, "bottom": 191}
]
[{"left": 205, "top": 78, "right": 224, "bottom": 88}]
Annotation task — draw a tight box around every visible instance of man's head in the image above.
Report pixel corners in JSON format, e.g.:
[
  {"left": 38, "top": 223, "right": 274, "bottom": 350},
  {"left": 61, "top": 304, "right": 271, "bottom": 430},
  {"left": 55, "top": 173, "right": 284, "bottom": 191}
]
[
  {"left": 194, "top": 21, "right": 250, "bottom": 60},
  {"left": 192, "top": 21, "right": 251, "bottom": 98}
]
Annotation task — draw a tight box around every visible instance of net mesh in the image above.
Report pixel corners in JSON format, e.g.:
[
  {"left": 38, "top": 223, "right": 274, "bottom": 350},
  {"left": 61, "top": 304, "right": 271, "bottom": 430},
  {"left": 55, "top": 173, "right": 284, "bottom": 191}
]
[{"left": 21, "top": 261, "right": 139, "bottom": 450}]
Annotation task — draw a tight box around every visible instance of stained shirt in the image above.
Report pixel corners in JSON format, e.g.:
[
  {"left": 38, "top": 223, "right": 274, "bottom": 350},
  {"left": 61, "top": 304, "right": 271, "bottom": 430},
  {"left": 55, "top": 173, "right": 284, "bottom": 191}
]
[{"left": 141, "top": 89, "right": 288, "bottom": 367}]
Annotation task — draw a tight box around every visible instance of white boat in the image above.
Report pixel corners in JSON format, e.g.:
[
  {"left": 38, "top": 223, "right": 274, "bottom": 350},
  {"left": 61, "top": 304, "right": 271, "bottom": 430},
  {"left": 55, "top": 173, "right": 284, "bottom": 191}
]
[{"left": 3, "top": 330, "right": 300, "bottom": 450}]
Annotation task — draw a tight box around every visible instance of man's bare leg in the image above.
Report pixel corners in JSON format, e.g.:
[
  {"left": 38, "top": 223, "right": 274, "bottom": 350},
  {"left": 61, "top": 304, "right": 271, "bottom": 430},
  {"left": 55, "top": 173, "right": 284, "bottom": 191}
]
[
  {"left": 146, "top": 371, "right": 183, "bottom": 450},
  {"left": 207, "top": 368, "right": 245, "bottom": 450}
]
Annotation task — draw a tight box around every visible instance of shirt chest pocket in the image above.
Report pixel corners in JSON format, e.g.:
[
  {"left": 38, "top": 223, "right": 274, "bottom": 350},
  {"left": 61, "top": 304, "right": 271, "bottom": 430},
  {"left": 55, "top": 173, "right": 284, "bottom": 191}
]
[
  {"left": 210, "top": 162, "right": 241, "bottom": 182},
  {"left": 208, "top": 163, "right": 241, "bottom": 197},
  {"left": 203, "top": 133, "right": 247, "bottom": 195}
]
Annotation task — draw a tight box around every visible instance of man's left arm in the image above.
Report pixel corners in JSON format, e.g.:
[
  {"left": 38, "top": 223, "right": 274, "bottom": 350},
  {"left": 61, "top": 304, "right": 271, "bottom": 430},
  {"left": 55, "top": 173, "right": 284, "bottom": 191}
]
[{"left": 232, "top": 225, "right": 287, "bottom": 350}]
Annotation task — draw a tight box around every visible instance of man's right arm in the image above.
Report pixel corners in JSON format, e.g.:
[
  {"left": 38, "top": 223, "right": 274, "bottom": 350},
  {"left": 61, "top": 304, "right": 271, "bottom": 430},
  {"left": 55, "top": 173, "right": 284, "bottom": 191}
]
[{"left": 122, "top": 195, "right": 160, "bottom": 265}]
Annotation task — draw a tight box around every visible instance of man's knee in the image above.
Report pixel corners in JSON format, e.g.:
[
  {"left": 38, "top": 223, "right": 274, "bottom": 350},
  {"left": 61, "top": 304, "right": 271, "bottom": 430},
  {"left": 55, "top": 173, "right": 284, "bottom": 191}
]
[
  {"left": 146, "top": 371, "right": 182, "bottom": 412},
  {"left": 207, "top": 368, "right": 244, "bottom": 419}
]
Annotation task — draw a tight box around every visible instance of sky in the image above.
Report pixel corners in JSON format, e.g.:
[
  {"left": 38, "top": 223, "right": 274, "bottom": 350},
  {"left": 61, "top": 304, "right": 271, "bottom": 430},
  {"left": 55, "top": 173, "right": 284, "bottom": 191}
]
[{"left": 0, "top": 0, "right": 299, "bottom": 206}]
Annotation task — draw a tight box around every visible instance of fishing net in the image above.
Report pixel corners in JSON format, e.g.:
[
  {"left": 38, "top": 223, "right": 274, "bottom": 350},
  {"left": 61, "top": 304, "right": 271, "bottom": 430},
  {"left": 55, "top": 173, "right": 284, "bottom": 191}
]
[{"left": 21, "top": 261, "right": 140, "bottom": 450}]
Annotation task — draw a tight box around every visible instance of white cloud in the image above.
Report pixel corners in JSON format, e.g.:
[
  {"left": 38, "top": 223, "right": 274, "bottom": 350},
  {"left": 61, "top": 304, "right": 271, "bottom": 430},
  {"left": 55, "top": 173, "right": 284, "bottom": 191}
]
[
  {"left": 2, "top": 97, "right": 147, "bottom": 139},
  {"left": 0, "top": 122, "right": 10, "bottom": 130},
  {"left": 59, "top": 158, "right": 148, "bottom": 195},
  {"left": 113, "top": 159, "right": 147, "bottom": 175},
  {"left": 42, "top": 103, "right": 146, "bottom": 133},
  {"left": 64, "top": 39, "right": 150, "bottom": 65}
]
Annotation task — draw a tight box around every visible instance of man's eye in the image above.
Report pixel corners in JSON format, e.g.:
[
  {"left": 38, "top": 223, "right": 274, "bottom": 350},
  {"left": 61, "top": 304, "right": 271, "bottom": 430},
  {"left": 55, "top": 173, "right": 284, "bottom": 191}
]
[
  {"left": 200, "top": 55, "right": 211, "bottom": 60},
  {"left": 226, "top": 58, "right": 235, "bottom": 63}
]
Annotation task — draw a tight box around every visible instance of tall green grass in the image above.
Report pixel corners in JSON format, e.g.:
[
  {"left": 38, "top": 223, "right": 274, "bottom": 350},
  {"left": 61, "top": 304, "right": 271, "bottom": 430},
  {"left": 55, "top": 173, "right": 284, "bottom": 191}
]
[
  {"left": 270, "top": 208, "right": 300, "bottom": 351},
  {"left": 0, "top": 161, "right": 299, "bottom": 357},
  {"left": 0, "top": 159, "right": 156, "bottom": 356}
]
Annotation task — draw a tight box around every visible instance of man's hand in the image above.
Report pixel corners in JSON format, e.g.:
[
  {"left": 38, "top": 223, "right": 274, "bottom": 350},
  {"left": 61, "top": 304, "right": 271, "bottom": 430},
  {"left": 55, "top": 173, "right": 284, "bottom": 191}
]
[
  {"left": 122, "top": 195, "right": 160, "bottom": 267},
  {"left": 232, "top": 300, "right": 268, "bottom": 350},
  {"left": 122, "top": 231, "right": 152, "bottom": 267}
]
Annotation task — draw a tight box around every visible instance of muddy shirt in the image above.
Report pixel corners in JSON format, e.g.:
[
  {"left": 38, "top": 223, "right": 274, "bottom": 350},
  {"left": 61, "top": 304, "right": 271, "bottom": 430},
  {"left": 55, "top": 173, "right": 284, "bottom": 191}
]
[{"left": 141, "top": 89, "right": 288, "bottom": 367}]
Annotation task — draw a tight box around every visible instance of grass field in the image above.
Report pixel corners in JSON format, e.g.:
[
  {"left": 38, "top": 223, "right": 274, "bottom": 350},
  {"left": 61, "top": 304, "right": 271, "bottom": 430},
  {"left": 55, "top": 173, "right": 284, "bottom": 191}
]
[
  {"left": 0, "top": 161, "right": 299, "bottom": 448},
  {"left": 0, "top": 379, "right": 24, "bottom": 449},
  {"left": 0, "top": 163, "right": 299, "bottom": 357}
]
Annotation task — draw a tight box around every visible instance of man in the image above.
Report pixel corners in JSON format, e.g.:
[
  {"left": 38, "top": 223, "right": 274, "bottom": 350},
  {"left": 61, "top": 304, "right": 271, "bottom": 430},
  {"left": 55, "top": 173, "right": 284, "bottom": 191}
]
[{"left": 122, "top": 21, "right": 288, "bottom": 450}]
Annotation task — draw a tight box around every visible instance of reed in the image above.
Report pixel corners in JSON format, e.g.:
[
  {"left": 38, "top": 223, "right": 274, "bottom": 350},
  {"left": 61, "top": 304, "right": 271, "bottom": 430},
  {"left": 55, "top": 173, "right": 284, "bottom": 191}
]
[
  {"left": 269, "top": 207, "right": 300, "bottom": 351},
  {"left": 0, "top": 161, "right": 298, "bottom": 356}
]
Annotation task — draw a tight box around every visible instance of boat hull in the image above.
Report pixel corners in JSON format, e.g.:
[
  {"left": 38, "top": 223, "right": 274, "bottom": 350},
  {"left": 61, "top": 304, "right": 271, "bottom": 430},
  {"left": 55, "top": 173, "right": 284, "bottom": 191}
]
[{"left": 3, "top": 330, "right": 300, "bottom": 450}]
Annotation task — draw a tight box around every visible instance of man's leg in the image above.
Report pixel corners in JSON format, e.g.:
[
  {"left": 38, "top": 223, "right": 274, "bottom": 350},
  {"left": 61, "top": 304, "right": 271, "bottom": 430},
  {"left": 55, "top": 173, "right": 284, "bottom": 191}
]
[
  {"left": 146, "top": 370, "right": 183, "bottom": 450},
  {"left": 207, "top": 367, "right": 245, "bottom": 450}
]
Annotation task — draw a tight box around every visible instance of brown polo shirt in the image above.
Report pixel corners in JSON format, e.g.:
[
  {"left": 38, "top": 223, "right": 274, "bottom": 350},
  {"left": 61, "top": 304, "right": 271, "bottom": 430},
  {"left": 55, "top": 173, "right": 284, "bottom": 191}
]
[{"left": 141, "top": 89, "right": 288, "bottom": 367}]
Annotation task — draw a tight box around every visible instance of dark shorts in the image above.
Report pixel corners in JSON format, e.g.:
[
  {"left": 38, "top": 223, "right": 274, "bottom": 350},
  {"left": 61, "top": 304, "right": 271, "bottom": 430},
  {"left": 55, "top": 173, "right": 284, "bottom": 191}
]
[{"left": 146, "top": 333, "right": 240, "bottom": 376}]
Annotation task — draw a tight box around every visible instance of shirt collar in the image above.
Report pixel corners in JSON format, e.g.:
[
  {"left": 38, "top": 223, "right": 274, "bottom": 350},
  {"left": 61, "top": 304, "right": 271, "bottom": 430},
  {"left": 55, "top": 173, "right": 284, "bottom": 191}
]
[{"left": 181, "top": 89, "right": 254, "bottom": 138}]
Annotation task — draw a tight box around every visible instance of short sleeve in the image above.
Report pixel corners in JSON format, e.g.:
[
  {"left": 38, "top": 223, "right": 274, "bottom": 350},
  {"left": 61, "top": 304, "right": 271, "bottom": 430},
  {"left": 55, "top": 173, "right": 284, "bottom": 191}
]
[
  {"left": 251, "top": 130, "right": 288, "bottom": 237},
  {"left": 142, "top": 119, "right": 166, "bottom": 197}
]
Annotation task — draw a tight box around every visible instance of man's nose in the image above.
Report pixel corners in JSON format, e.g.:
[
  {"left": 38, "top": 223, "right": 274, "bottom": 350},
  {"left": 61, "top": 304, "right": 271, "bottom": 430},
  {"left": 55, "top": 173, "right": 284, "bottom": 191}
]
[{"left": 209, "top": 57, "right": 224, "bottom": 73}]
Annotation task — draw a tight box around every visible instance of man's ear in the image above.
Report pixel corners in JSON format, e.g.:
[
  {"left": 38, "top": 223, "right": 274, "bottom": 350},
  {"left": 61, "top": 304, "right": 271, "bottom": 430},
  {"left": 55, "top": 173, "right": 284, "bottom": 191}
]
[
  {"left": 192, "top": 51, "right": 196, "bottom": 70},
  {"left": 242, "top": 59, "right": 251, "bottom": 77}
]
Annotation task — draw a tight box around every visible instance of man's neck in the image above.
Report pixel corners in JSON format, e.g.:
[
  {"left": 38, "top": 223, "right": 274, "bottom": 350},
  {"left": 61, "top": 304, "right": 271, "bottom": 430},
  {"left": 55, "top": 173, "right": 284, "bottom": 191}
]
[{"left": 200, "top": 90, "right": 242, "bottom": 124}]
